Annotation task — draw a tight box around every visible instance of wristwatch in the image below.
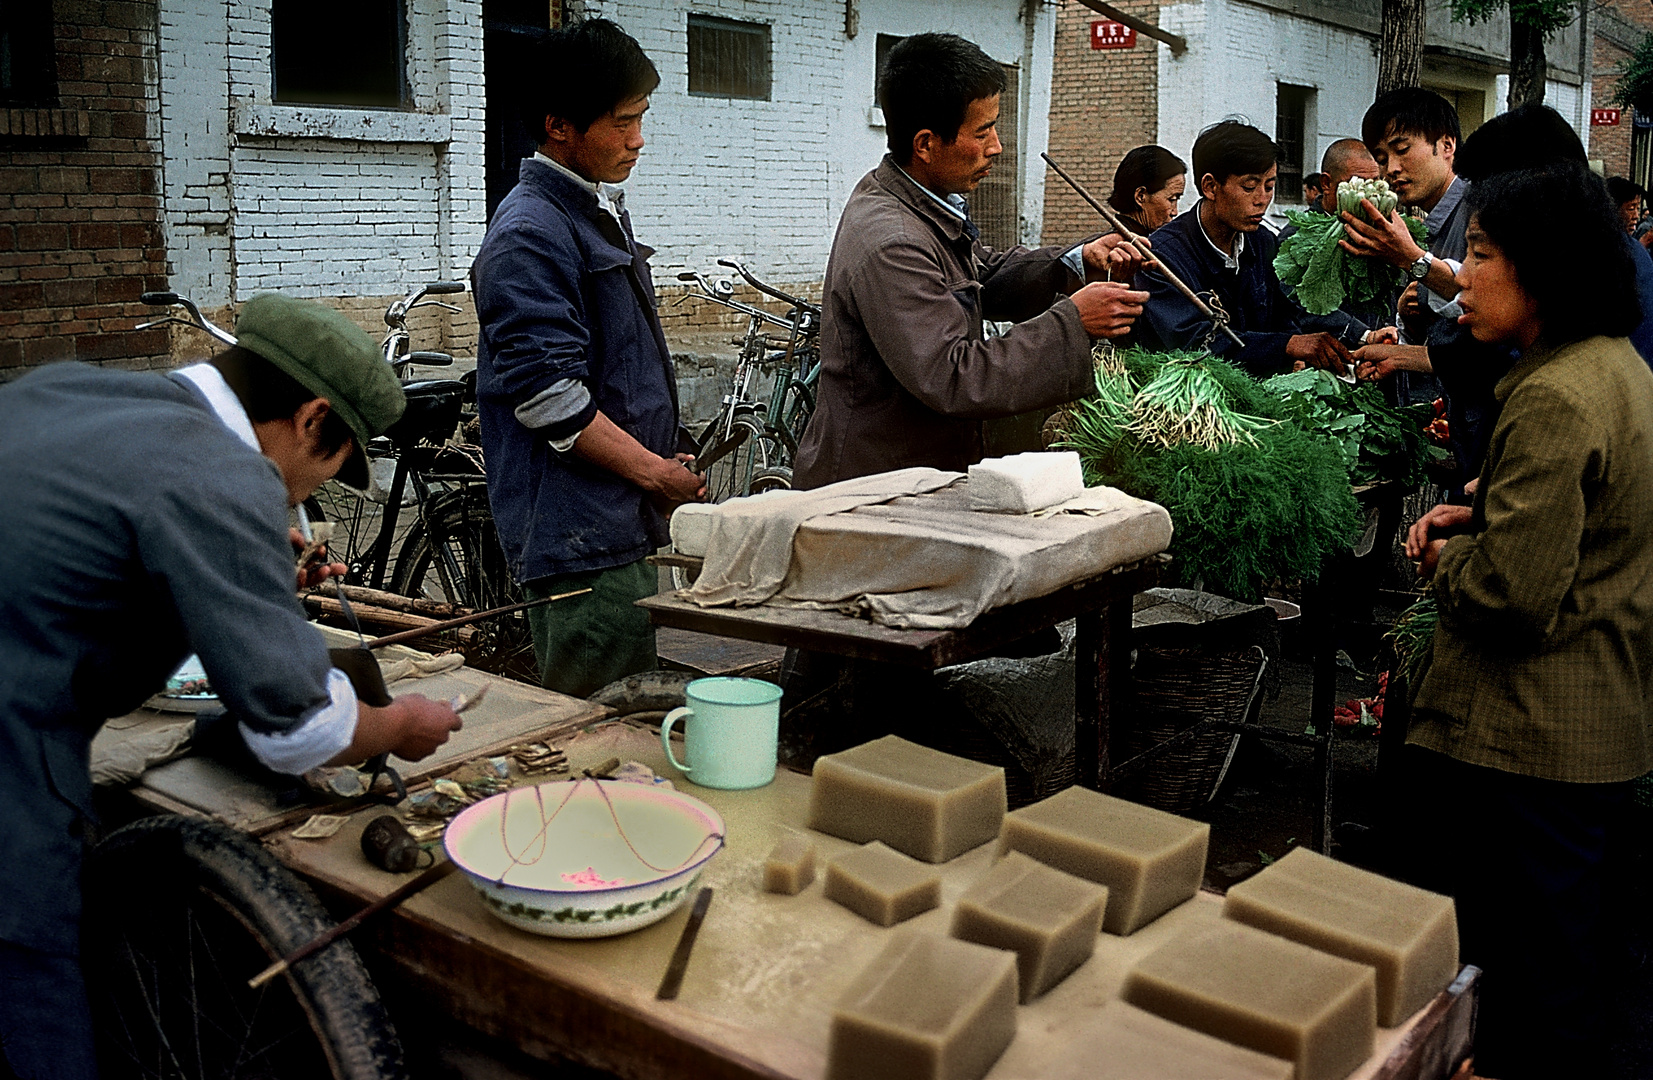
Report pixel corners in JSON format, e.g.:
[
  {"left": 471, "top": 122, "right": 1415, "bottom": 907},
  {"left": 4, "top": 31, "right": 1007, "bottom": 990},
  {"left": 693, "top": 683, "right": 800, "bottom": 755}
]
[{"left": 1408, "top": 251, "right": 1435, "bottom": 281}]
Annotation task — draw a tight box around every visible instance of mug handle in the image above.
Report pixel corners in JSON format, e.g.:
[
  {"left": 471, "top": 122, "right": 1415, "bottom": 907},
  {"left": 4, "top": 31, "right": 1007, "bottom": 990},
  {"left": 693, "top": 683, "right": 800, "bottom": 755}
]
[{"left": 661, "top": 706, "right": 693, "bottom": 773}]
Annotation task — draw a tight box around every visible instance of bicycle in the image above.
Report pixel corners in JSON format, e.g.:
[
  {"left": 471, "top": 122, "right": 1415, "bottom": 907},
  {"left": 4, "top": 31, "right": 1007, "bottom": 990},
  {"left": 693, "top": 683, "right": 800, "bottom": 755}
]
[{"left": 676, "top": 258, "right": 820, "bottom": 501}]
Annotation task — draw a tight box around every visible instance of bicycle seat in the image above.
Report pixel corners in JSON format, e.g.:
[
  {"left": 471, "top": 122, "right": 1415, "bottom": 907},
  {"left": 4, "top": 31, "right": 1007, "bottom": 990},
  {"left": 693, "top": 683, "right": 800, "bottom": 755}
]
[{"left": 383, "top": 379, "right": 465, "bottom": 447}]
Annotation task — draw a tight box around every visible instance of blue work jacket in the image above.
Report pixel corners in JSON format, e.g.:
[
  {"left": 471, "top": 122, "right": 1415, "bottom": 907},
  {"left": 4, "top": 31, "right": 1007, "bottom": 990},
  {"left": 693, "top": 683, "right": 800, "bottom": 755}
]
[{"left": 473, "top": 159, "right": 679, "bottom": 582}]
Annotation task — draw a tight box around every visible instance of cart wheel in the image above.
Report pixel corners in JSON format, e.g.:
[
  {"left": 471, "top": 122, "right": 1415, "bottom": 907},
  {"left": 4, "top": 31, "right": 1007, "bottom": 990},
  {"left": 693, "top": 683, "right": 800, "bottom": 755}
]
[{"left": 82, "top": 816, "right": 406, "bottom": 1080}]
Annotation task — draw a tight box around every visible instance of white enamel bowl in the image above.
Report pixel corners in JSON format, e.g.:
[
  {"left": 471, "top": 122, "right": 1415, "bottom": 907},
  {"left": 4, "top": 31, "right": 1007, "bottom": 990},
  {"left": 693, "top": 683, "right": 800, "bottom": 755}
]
[{"left": 444, "top": 779, "right": 725, "bottom": 938}]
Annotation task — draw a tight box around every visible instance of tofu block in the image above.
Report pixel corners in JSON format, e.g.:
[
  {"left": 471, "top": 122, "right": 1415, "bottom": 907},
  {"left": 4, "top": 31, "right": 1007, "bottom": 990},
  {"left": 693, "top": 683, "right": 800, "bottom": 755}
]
[
  {"left": 1045, "top": 1002, "right": 1294, "bottom": 1080},
  {"left": 828, "top": 932, "right": 1018, "bottom": 1080},
  {"left": 967, "top": 451, "right": 1085, "bottom": 513},
  {"left": 668, "top": 501, "right": 716, "bottom": 558},
  {"left": 1223, "top": 847, "right": 1459, "bottom": 1026},
  {"left": 949, "top": 851, "right": 1108, "bottom": 1002},
  {"left": 825, "top": 841, "right": 942, "bottom": 926},
  {"left": 997, "top": 786, "right": 1208, "bottom": 934},
  {"left": 809, "top": 735, "right": 1006, "bottom": 863},
  {"left": 762, "top": 829, "right": 817, "bottom": 895},
  {"left": 1123, "top": 921, "right": 1377, "bottom": 1080}
]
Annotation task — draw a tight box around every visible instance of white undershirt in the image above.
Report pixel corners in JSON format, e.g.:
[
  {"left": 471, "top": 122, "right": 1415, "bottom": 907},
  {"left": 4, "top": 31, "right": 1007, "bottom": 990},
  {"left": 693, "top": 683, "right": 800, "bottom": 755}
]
[{"left": 175, "top": 363, "right": 360, "bottom": 774}]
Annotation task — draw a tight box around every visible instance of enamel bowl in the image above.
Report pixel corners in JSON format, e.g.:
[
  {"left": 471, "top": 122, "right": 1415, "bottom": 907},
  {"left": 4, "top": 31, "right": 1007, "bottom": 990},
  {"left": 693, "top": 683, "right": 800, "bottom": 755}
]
[{"left": 444, "top": 779, "right": 725, "bottom": 938}]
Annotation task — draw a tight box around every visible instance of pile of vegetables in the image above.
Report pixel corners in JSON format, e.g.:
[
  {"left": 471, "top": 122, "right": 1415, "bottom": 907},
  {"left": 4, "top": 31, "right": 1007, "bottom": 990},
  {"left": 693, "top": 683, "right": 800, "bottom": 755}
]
[
  {"left": 1273, "top": 178, "right": 1429, "bottom": 316},
  {"left": 1262, "top": 369, "right": 1449, "bottom": 487},
  {"left": 1385, "top": 593, "right": 1439, "bottom": 690},
  {"left": 1058, "top": 347, "right": 1361, "bottom": 601}
]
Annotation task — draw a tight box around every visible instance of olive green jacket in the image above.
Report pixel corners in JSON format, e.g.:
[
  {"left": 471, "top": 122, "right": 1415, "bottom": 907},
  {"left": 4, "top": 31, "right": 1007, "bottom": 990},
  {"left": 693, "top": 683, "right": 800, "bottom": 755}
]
[{"left": 1410, "top": 335, "right": 1653, "bottom": 783}]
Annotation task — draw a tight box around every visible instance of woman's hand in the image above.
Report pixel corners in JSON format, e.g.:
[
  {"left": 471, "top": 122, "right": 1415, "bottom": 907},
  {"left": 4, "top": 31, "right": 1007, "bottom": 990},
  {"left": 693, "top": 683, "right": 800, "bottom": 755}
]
[
  {"left": 1353, "top": 343, "right": 1432, "bottom": 382},
  {"left": 1405, "top": 503, "right": 1473, "bottom": 560}
]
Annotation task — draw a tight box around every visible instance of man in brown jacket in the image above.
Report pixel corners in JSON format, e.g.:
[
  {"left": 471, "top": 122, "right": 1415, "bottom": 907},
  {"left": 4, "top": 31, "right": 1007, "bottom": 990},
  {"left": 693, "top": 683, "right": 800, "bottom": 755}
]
[{"left": 793, "top": 33, "right": 1148, "bottom": 488}]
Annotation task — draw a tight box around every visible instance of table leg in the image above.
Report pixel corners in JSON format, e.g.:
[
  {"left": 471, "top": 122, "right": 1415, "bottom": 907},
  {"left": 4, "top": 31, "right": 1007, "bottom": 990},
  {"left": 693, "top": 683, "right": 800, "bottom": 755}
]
[
  {"left": 1303, "top": 576, "right": 1337, "bottom": 855},
  {"left": 1075, "top": 610, "right": 1101, "bottom": 790}
]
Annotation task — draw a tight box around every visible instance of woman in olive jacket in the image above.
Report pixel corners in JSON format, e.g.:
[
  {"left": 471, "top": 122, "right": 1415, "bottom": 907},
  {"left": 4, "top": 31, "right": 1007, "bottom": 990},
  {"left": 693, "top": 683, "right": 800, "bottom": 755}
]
[{"left": 1401, "top": 162, "right": 1653, "bottom": 1078}]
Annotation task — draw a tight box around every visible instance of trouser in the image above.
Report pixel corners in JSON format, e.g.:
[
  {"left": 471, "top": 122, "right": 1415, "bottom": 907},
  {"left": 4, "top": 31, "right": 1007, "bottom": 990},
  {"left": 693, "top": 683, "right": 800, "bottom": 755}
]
[
  {"left": 1396, "top": 746, "right": 1628, "bottom": 1078},
  {"left": 0, "top": 940, "right": 97, "bottom": 1080},
  {"left": 526, "top": 559, "right": 658, "bottom": 699}
]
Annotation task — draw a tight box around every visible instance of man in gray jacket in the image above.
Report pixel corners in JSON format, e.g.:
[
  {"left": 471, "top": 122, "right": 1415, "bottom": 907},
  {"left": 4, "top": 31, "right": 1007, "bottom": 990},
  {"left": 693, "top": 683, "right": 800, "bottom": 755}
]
[{"left": 794, "top": 33, "right": 1147, "bottom": 488}]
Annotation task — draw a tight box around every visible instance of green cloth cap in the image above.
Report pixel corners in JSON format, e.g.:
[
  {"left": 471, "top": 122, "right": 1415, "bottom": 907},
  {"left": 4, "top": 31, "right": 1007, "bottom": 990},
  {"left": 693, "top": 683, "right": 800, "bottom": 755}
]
[{"left": 234, "top": 293, "right": 404, "bottom": 489}]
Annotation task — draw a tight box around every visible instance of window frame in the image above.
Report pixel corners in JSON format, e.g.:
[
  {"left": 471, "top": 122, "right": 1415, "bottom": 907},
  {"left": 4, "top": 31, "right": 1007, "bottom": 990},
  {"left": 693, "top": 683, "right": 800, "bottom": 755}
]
[
  {"left": 270, "top": 0, "right": 411, "bottom": 110},
  {"left": 1274, "top": 82, "right": 1314, "bottom": 205},
  {"left": 687, "top": 12, "right": 772, "bottom": 102}
]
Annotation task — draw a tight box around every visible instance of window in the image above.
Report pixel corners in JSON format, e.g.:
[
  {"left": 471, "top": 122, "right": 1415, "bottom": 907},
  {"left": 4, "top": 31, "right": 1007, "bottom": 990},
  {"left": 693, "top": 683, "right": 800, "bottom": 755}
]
[
  {"left": 1634, "top": 112, "right": 1653, "bottom": 193},
  {"left": 874, "top": 33, "right": 905, "bottom": 100},
  {"left": 1275, "top": 84, "right": 1313, "bottom": 204},
  {"left": 272, "top": 0, "right": 407, "bottom": 108},
  {"left": 971, "top": 63, "right": 1020, "bottom": 250},
  {"left": 687, "top": 14, "right": 770, "bottom": 101},
  {"left": 0, "top": 5, "right": 57, "bottom": 108}
]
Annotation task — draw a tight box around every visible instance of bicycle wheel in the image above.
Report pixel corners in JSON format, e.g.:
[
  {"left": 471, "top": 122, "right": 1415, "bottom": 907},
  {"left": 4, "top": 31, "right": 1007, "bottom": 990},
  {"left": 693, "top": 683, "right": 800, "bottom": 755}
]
[
  {"left": 389, "top": 486, "right": 534, "bottom": 681},
  {"left": 700, "top": 416, "right": 788, "bottom": 503},
  {"left": 83, "top": 816, "right": 405, "bottom": 1080}
]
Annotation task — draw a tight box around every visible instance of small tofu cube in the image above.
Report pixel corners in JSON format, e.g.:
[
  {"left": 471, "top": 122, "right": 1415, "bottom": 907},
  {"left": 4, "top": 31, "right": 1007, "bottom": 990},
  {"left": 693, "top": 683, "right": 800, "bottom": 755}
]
[
  {"left": 1123, "top": 921, "right": 1377, "bottom": 1080},
  {"left": 824, "top": 841, "right": 942, "bottom": 927},
  {"left": 1223, "top": 847, "right": 1459, "bottom": 1026},
  {"left": 809, "top": 736, "right": 1006, "bottom": 863},
  {"left": 998, "top": 786, "right": 1208, "bottom": 934},
  {"left": 950, "top": 851, "right": 1108, "bottom": 1002},
  {"left": 828, "top": 932, "right": 1018, "bottom": 1080},
  {"left": 762, "top": 829, "right": 817, "bottom": 895}
]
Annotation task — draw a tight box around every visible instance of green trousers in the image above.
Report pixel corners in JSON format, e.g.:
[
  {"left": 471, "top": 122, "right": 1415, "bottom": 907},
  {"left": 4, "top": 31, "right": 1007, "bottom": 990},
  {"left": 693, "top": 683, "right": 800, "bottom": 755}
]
[{"left": 526, "top": 560, "right": 658, "bottom": 699}]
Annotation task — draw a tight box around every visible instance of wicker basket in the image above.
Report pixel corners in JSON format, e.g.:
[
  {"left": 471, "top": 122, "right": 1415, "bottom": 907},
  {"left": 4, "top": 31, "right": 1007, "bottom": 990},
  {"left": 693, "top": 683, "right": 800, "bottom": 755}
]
[
  {"left": 928, "top": 712, "right": 1076, "bottom": 810},
  {"left": 1115, "top": 646, "right": 1266, "bottom": 814}
]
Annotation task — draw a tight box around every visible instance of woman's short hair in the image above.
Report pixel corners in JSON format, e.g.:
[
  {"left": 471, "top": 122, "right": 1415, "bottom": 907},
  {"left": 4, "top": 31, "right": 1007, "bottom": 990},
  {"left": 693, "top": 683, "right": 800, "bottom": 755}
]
[
  {"left": 1108, "top": 145, "right": 1187, "bottom": 216},
  {"left": 1606, "top": 175, "right": 1645, "bottom": 207},
  {"left": 1454, "top": 104, "right": 1584, "bottom": 183},
  {"left": 879, "top": 34, "right": 1006, "bottom": 166},
  {"left": 1466, "top": 163, "right": 1639, "bottom": 345}
]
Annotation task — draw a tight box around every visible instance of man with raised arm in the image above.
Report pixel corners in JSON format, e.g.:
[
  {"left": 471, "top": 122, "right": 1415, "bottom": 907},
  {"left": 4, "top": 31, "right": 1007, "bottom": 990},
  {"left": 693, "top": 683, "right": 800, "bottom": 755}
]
[
  {"left": 0, "top": 294, "right": 463, "bottom": 1080},
  {"left": 793, "top": 33, "right": 1149, "bottom": 488},
  {"left": 472, "top": 18, "right": 701, "bottom": 698}
]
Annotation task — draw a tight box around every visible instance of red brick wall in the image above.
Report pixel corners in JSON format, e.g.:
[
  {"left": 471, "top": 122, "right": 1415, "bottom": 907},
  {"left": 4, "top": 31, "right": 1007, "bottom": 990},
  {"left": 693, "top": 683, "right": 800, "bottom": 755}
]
[
  {"left": 1042, "top": 0, "right": 1162, "bottom": 245},
  {"left": 0, "top": 0, "right": 167, "bottom": 377},
  {"left": 1593, "top": 1, "right": 1653, "bottom": 183}
]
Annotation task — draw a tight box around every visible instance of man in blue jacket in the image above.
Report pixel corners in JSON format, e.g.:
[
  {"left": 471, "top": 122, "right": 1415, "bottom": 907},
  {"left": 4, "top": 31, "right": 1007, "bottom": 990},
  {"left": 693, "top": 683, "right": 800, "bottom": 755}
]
[{"left": 472, "top": 19, "right": 702, "bottom": 699}]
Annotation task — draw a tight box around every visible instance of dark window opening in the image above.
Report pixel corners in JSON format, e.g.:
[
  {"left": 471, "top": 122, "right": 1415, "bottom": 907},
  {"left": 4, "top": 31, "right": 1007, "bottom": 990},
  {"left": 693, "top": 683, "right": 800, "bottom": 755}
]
[
  {"left": 688, "top": 14, "right": 770, "bottom": 101},
  {"left": 971, "top": 63, "right": 1019, "bottom": 251},
  {"left": 483, "top": 0, "right": 560, "bottom": 220},
  {"left": 272, "top": 0, "right": 408, "bottom": 108},
  {"left": 0, "top": 5, "right": 57, "bottom": 108},
  {"left": 874, "top": 32, "right": 905, "bottom": 101},
  {"left": 1634, "top": 112, "right": 1653, "bottom": 194},
  {"left": 1275, "top": 83, "right": 1312, "bottom": 204}
]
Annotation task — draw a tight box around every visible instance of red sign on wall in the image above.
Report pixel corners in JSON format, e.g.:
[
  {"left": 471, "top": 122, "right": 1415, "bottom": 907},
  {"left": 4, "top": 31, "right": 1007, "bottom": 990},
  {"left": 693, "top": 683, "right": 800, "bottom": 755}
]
[
  {"left": 1090, "top": 20, "right": 1137, "bottom": 49},
  {"left": 1592, "top": 108, "right": 1623, "bottom": 126}
]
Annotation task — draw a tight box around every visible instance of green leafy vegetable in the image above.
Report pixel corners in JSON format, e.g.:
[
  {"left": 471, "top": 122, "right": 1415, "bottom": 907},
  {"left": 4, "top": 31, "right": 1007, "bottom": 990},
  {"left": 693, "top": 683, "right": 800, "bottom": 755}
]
[
  {"left": 1263, "top": 369, "right": 1448, "bottom": 486},
  {"left": 1274, "top": 179, "right": 1430, "bottom": 316}
]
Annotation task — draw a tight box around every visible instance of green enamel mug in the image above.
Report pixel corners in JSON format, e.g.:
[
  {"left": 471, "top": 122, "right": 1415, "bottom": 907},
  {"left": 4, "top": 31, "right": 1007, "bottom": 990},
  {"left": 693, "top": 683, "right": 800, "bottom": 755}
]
[{"left": 660, "top": 677, "right": 782, "bottom": 790}]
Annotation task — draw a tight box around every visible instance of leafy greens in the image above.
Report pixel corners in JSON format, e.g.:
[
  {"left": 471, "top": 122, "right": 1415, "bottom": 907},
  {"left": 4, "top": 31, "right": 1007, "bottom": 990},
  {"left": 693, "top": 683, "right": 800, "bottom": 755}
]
[{"left": 1273, "top": 180, "right": 1430, "bottom": 316}]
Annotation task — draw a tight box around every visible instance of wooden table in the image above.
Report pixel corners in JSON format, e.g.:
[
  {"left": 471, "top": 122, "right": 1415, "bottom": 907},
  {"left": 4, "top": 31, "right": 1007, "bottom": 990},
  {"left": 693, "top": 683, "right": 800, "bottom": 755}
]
[
  {"left": 272, "top": 723, "right": 1477, "bottom": 1080},
  {"left": 637, "top": 558, "right": 1164, "bottom": 789}
]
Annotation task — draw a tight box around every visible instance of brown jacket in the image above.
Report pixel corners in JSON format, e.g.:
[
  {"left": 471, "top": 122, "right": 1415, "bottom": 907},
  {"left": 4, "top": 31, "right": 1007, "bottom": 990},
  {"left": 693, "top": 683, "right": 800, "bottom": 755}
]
[
  {"left": 793, "top": 158, "right": 1095, "bottom": 488},
  {"left": 1410, "top": 335, "right": 1653, "bottom": 783}
]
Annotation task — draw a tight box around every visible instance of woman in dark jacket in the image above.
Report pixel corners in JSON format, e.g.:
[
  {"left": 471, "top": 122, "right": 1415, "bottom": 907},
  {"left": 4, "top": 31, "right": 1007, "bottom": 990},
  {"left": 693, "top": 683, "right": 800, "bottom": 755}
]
[{"left": 1107, "top": 145, "right": 1186, "bottom": 235}]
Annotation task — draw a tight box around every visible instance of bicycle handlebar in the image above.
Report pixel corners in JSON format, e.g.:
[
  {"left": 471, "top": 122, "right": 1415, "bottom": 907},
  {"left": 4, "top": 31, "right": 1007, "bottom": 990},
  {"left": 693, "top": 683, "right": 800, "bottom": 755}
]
[
  {"left": 715, "top": 258, "right": 820, "bottom": 315},
  {"left": 385, "top": 282, "right": 467, "bottom": 328},
  {"left": 137, "top": 291, "right": 238, "bottom": 346}
]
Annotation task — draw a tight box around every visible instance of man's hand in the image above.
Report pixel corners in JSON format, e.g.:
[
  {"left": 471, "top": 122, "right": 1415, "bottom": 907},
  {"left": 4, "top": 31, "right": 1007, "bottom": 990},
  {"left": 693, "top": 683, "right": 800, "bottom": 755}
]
[
  {"left": 1353, "top": 343, "right": 1432, "bottom": 382},
  {"left": 1365, "top": 326, "right": 1399, "bottom": 346},
  {"left": 1071, "top": 280, "right": 1148, "bottom": 338},
  {"left": 1338, "top": 201, "right": 1425, "bottom": 269},
  {"left": 1405, "top": 503, "right": 1473, "bottom": 561},
  {"left": 649, "top": 453, "right": 706, "bottom": 508},
  {"left": 1081, "top": 233, "right": 1148, "bottom": 282},
  {"left": 1285, "top": 333, "right": 1353, "bottom": 376},
  {"left": 289, "top": 527, "right": 346, "bottom": 590},
  {"left": 330, "top": 693, "right": 462, "bottom": 766}
]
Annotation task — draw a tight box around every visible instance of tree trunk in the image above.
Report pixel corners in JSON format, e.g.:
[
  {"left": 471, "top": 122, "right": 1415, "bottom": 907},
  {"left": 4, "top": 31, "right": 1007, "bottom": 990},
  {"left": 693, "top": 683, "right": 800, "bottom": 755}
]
[
  {"left": 1377, "top": 0, "right": 1427, "bottom": 96},
  {"left": 1508, "top": 13, "right": 1548, "bottom": 107}
]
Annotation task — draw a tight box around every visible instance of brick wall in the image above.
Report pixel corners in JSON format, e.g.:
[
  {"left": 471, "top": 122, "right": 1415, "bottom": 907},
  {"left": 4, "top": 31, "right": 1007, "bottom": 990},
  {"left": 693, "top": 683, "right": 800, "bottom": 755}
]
[
  {"left": 1042, "top": 0, "right": 1161, "bottom": 245},
  {"left": 0, "top": 0, "right": 167, "bottom": 376},
  {"left": 1592, "top": 0, "right": 1653, "bottom": 180}
]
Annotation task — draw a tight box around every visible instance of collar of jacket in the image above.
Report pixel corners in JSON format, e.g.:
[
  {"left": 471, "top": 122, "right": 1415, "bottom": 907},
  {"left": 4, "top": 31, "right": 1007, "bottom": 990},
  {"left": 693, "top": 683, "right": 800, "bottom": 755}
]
[
  {"left": 875, "top": 156, "right": 971, "bottom": 244},
  {"left": 516, "top": 157, "right": 634, "bottom": 249},
  {"left": 1493, "top": 336, "right": 1568, "bottom": 403}
]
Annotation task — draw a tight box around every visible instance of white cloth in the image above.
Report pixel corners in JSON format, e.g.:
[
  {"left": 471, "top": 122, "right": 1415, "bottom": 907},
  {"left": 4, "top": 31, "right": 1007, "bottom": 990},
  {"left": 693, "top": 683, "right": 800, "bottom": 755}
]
[
  {"left": 684, "top": 468, "right": 963, "bottom": 607},
  {"left": 177, "top": 362, "right": 360, "bottom": 773}
]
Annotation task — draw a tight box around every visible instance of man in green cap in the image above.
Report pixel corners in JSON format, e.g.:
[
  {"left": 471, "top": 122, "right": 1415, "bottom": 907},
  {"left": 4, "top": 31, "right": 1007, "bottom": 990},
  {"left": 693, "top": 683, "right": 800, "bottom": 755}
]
[{"left": 0, "top": 292, "right": 463, "bottom": 1080}]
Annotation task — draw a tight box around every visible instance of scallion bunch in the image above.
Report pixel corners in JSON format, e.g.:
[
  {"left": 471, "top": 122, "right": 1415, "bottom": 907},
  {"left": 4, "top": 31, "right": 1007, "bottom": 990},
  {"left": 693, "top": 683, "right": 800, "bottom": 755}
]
[{"left": 1127, "top": 359, "right": 1274, "bottom": 451}]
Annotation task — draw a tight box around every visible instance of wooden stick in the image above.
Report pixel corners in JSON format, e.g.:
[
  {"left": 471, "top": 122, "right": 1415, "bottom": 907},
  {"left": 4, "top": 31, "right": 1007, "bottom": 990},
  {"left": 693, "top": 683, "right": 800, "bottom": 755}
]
[
  {"left": 312, "top": 581, "right": 461, "bottom": 618},
  {"left": 656, "top": 887, "right": 714, "bottom": 1000},
  {"left": 302, "top": 596, "right": 476, "bottom": 643},
  {"left": 363, "top": 588, "right": 592, "bottom": 650},
  {"left": 1041, "top": 151, "right": 1246, "bottom": 348},
  {"left": 248, "top": 861, "right": 457, "bottom": 989}
]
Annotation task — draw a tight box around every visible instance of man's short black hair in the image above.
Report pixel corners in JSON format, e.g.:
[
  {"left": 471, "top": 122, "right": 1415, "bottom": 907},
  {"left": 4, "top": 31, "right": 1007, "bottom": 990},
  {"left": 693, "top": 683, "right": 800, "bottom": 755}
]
[
  {"left": 1455, "top": 104, "right": 1584, "bottom": 183},
  {"left": 212, "top": 345, "right": 354, "bottom": 456},
  {"left": 526, "top": 18, "right": 659, "bottom": 142},
  {"left": 878, "top": 33, "right": 1006, "bottom": 166},
  {"left": 1607, "top": 175, "right": 1646, "bottom": 206},
  {"left": 1191, "top": 120, "right": 1279, "bottom": 186},
  {"left": 1362, "top": 87, "right": 1460, "bottom": 150},
  {"left": 1466, "top": 163, "right": 1639, "bottom": 346}
]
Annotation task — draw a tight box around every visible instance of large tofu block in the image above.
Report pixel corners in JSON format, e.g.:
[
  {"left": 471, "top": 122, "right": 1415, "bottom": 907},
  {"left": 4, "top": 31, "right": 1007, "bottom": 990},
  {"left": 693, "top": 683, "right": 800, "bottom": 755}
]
[
  {"left": 950, "top": 851, "right": 1108, "bottom": 1002},
  {"left": 1123, "top": 921, "right": 1377, "bottom": 1080},
  {"left": 1223, "top": 847, "right": 1459, "bottom": 1026},
  {"left": 997, "top": 786, "right": 1207, "bottom": 934},
  {"left": 967, "top": 451, "right": 1085, "bottom": 513},
  {"left": 824, "top": 841, "right": 942, "bottom": 926},
  {"left": 1045, "top": 1002, "right": 1294, "bottom": 1080},
  {"left": 809, "top": 735, "right": 1006, "bottom": 863},
  {"left": 828, "top": 932, "right": 1018, "bottom": 1080},
  {"left": 762, "top": 829, "right": 816, "bottom": 895}
]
